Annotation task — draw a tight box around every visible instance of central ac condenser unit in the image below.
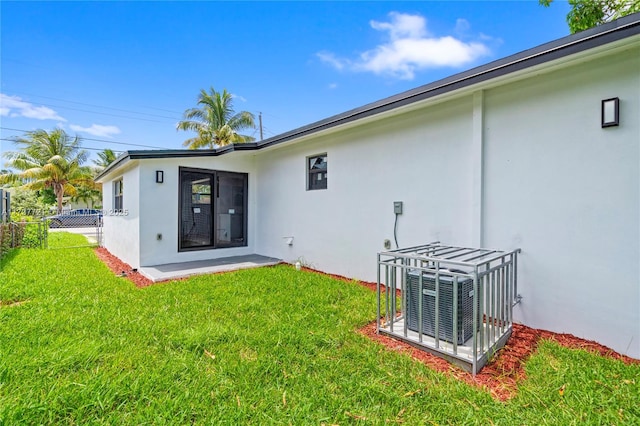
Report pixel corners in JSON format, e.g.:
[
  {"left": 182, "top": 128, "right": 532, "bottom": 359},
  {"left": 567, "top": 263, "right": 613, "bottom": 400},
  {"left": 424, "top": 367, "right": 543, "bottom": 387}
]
[{"left": 405, "top": 270, "right": 479, "bottom": 345}]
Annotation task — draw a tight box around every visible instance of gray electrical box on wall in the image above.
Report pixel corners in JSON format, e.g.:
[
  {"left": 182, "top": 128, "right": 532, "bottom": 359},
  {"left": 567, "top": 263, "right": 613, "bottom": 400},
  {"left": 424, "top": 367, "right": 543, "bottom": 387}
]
[{"left": 394, "top": 201, "right": 403, "bottom": 214}]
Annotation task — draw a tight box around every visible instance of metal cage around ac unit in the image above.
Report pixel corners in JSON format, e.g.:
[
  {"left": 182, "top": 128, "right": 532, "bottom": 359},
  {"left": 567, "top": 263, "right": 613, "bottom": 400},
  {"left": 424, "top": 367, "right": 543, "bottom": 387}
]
[{"left": 377, "top": 242, "right": 521, "bottom": 375}]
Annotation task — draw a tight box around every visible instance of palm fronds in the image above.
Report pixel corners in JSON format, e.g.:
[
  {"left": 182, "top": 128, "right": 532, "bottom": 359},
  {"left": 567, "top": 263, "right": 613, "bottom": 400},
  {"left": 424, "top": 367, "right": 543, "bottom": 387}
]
[{"left": 177, "top": 87, "right": 256, "bottom": 149}]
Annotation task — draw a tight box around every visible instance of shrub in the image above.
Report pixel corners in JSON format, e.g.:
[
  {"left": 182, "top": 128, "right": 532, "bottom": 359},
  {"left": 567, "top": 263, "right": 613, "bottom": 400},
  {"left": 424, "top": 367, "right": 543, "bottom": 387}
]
[
  {"left": 19, "top": 223, "right": 46, "bottom": 249},
  {"left": 0, "top": 222, "right": 47, "bottom": 257},
  {"left": 8, "top": 188, "right": 50, "bottom": 220}
]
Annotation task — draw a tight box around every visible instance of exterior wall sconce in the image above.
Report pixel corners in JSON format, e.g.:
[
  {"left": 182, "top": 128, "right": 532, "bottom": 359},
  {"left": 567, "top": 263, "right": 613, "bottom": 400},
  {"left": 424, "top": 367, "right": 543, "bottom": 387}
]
[
  {"left": 156, "top": 170, "right": 164, "bottom": 183},
  {"left": 601, "top": 97, "right": 619, "bottom": 128}
]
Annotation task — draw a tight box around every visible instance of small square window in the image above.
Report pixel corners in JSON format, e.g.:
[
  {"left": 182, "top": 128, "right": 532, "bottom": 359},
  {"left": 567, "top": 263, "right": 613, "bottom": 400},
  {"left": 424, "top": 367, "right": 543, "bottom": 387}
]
[
  {"left": 114, "top": 178, "right": 123, "bottom": 211},
  {"left": 307, "top": 154, "right": 327, "bottom": 190}
]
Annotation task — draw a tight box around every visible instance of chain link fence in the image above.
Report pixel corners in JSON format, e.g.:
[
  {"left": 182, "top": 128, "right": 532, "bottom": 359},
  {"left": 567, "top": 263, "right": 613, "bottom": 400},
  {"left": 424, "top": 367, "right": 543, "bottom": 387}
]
[
  {"left": 45, "top": 209, "right": 103, "bottom": 248},
  {"left": 0, "top": 197, "right": 103, "bottom": 259}
]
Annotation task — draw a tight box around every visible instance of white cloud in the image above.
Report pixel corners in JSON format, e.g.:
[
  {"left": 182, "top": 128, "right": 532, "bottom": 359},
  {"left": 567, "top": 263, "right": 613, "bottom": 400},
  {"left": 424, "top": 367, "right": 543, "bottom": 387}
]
[
  {"left": 317, "top": 52, "right": 346, "bottom": 70},
  {"left": 328, "top": 83, "right": 338, "bottom": 90},
  {"left": 371, "top": 12, "right": 428, "bottom": 40},
  {"left": 356, "top": 36, "right": 490, "bottom": 80},
  {"left": 317, "top": 12, "right": 491, "bottom": 80},
  {"left": 0, "top": 93, "right": 66, "bottom": 121},
  {"left": 69, "top": 124, "right": 121, "bottom": 138}
]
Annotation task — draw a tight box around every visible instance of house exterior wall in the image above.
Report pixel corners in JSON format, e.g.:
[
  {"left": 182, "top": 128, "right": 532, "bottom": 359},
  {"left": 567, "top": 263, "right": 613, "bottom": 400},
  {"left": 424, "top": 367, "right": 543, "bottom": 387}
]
[
  {"left": 137, "top": 155, "right": 257, "bottom": 267},
  {"left": 482, "top": 47, "right": 640, "bottom": 357},
  {"left": 255, "top": 96, "right": 475, "bottom": 279},
  {"left": 253, "top": 47, "right": 639, "bottom": 358},
  {"left": 102, "top": 164, "right": 140, "bottom": 269},
  {"left": 98, "top": 33, "right": 639, "bottom": 358}
]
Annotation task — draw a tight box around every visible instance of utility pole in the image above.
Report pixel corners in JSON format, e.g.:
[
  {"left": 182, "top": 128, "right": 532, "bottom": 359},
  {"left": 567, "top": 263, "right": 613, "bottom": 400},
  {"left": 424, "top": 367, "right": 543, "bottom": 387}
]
[{"left": 259, "top": 112, "right": 263, "bottom": 141}]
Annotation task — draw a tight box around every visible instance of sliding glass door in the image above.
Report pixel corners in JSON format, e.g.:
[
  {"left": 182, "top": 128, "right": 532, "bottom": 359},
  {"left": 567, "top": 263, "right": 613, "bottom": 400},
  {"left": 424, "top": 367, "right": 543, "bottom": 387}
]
[
  {"left": 180, "top": 170, "right": 213, "bottom": 249},
  {"left": 179, "top": 168, "right": 247, "bottom": 251},
  {"left": 215, "top": 171, "right": 247, "bottom": 248}
]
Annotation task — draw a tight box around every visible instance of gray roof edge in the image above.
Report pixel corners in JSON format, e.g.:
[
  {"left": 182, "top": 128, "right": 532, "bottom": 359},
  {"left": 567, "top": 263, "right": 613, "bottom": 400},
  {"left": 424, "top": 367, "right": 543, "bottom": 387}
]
[
  {"left": 95, "top": 151, "right": 132, "bottom": 182},
  {"left": 95, "top": 144, "right": 259, "bottom": 180},
  {"left": 256, "top": 13, "right": 640, "bottom": 148},
  {"left": 95, "top": 13, "right": 640, "bottom": 181}
]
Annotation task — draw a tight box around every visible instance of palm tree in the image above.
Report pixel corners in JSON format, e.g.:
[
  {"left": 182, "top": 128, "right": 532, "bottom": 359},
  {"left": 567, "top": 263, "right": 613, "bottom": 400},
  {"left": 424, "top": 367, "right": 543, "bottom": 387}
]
[
  {"left": 1, "top": 128, "right": 93, "bottom": 213},
  {"left": 177, "top": 87, "right": 256, "bottom": 149},
  {"left": 71, "top": 183, "right": 102, "bottom": 208},
  {"left": 93, "top": 148, "right": 118, "bottom": 169}
]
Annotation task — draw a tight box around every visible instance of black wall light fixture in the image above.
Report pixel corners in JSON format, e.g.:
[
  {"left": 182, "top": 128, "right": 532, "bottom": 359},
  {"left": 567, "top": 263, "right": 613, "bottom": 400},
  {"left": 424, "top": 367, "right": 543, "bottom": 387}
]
[
  {"left": 601, "top": 97, "right": 619, "bottom": 128},
  {"left": 156, "top": 170, "right": 164, "bottom": 183}
]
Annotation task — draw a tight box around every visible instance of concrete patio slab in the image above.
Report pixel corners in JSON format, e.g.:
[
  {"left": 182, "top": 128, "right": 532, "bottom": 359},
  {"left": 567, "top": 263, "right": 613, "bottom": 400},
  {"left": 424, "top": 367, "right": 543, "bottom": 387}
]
[{"left": 139, "top": 254, "right": 282, "bottom": 282}]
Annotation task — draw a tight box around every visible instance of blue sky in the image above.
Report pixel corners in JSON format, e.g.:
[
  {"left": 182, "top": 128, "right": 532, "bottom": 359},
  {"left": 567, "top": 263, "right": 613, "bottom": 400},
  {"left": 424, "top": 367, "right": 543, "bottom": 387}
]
[{"left": 1, "top": 1, "right": 571, "bottom": 161}]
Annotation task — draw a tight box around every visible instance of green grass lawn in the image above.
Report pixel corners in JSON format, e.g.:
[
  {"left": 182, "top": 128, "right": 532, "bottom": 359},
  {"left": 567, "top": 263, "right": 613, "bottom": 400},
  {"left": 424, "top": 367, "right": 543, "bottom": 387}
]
[{"left": 1, "top": 233, "right": 638, "bottom": 424}]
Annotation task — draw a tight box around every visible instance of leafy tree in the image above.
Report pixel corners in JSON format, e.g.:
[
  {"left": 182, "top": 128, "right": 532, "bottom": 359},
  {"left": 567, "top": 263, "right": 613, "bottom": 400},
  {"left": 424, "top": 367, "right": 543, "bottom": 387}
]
[
  {"left": 541, "top": 0, "right": 640, "bottom": 33},
  {"left": 177, "top": 87, "right": 256, "bottom": 149},
  {"left": 93, "top": 148, "right": 118, "bottom": 169},
  {"left": 8, "top": 187, "right": 46, "bottom": 218},
  {"left": 0, "top": 128, "right": 93, "bottom": 213},
  {"left": 71, "top": 183, "right": 102, "bottom": 208}
]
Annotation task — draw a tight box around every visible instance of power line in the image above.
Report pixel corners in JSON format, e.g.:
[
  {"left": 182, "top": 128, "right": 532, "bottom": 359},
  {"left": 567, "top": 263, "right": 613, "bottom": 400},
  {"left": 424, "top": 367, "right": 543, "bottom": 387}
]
[
  {"left": 260, "top": 126, "right": 278, "bottom": 137},
  {"left": 5, "top": 88, "right": 282, "bottom": 122},
  {"left": 0, "top": 127, "right": 166, "bottom": 149},
  {"left": 36, "top": 102, "right": 178, "bottom": 122},
  {"left": 4, "top": 91, "right": 282, "bottom": 136},
  {"left": 8, "top": 91, "right": 184, "bottom": 116},
  {"left": 15, "top": 102, "right": 178, "bottom": 124},
  {"left": 0, "top": 138, "right": 123, "bottom": 153}
]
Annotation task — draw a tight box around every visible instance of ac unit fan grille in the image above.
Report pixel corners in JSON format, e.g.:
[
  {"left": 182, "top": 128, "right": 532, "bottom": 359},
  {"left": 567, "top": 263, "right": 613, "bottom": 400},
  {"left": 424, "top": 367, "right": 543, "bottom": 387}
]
[{"left": 405, "top": 270, "right": 479, "bottom": 345}]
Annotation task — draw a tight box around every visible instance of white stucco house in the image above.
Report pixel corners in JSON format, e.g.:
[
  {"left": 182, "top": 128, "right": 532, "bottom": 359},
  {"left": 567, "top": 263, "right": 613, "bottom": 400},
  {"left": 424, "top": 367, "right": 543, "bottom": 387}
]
[{"left": 96, "top": 14, "right": 640, "bottom": 359}]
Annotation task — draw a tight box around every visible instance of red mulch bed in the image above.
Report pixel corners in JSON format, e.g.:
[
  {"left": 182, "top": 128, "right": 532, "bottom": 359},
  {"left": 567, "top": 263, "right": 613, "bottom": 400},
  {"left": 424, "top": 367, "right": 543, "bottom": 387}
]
[
  {"left": 301, "top": 266, "right": 639, "bottom": 401},
  {"left": 359, "top": 320, "right": 639, "bottom": 401},
  {"left": 94, "top": 252, "right": 638, "bottom": 400},
  {"left": 94, "top": 247, "right": 154, "bottom": 288}
]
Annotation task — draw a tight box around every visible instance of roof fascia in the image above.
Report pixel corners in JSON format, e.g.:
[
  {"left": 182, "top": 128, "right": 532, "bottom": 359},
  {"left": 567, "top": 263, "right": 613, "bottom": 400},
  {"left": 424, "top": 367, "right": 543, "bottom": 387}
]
[
  {"left": 95, "top": 144, "right": 259, "bottom": 180},
  {"left": 255, "top": 14, "right": 640, "bottom": 150},
  {"left": 94, "top": 13, "right": 639, "bottom": 180}
]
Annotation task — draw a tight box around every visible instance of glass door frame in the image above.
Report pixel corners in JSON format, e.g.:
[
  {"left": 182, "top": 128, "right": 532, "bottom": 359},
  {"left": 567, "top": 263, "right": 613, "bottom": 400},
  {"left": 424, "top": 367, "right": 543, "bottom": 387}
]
[{"left": 178, "top": 167, "right": 248, "bottom": 252}]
